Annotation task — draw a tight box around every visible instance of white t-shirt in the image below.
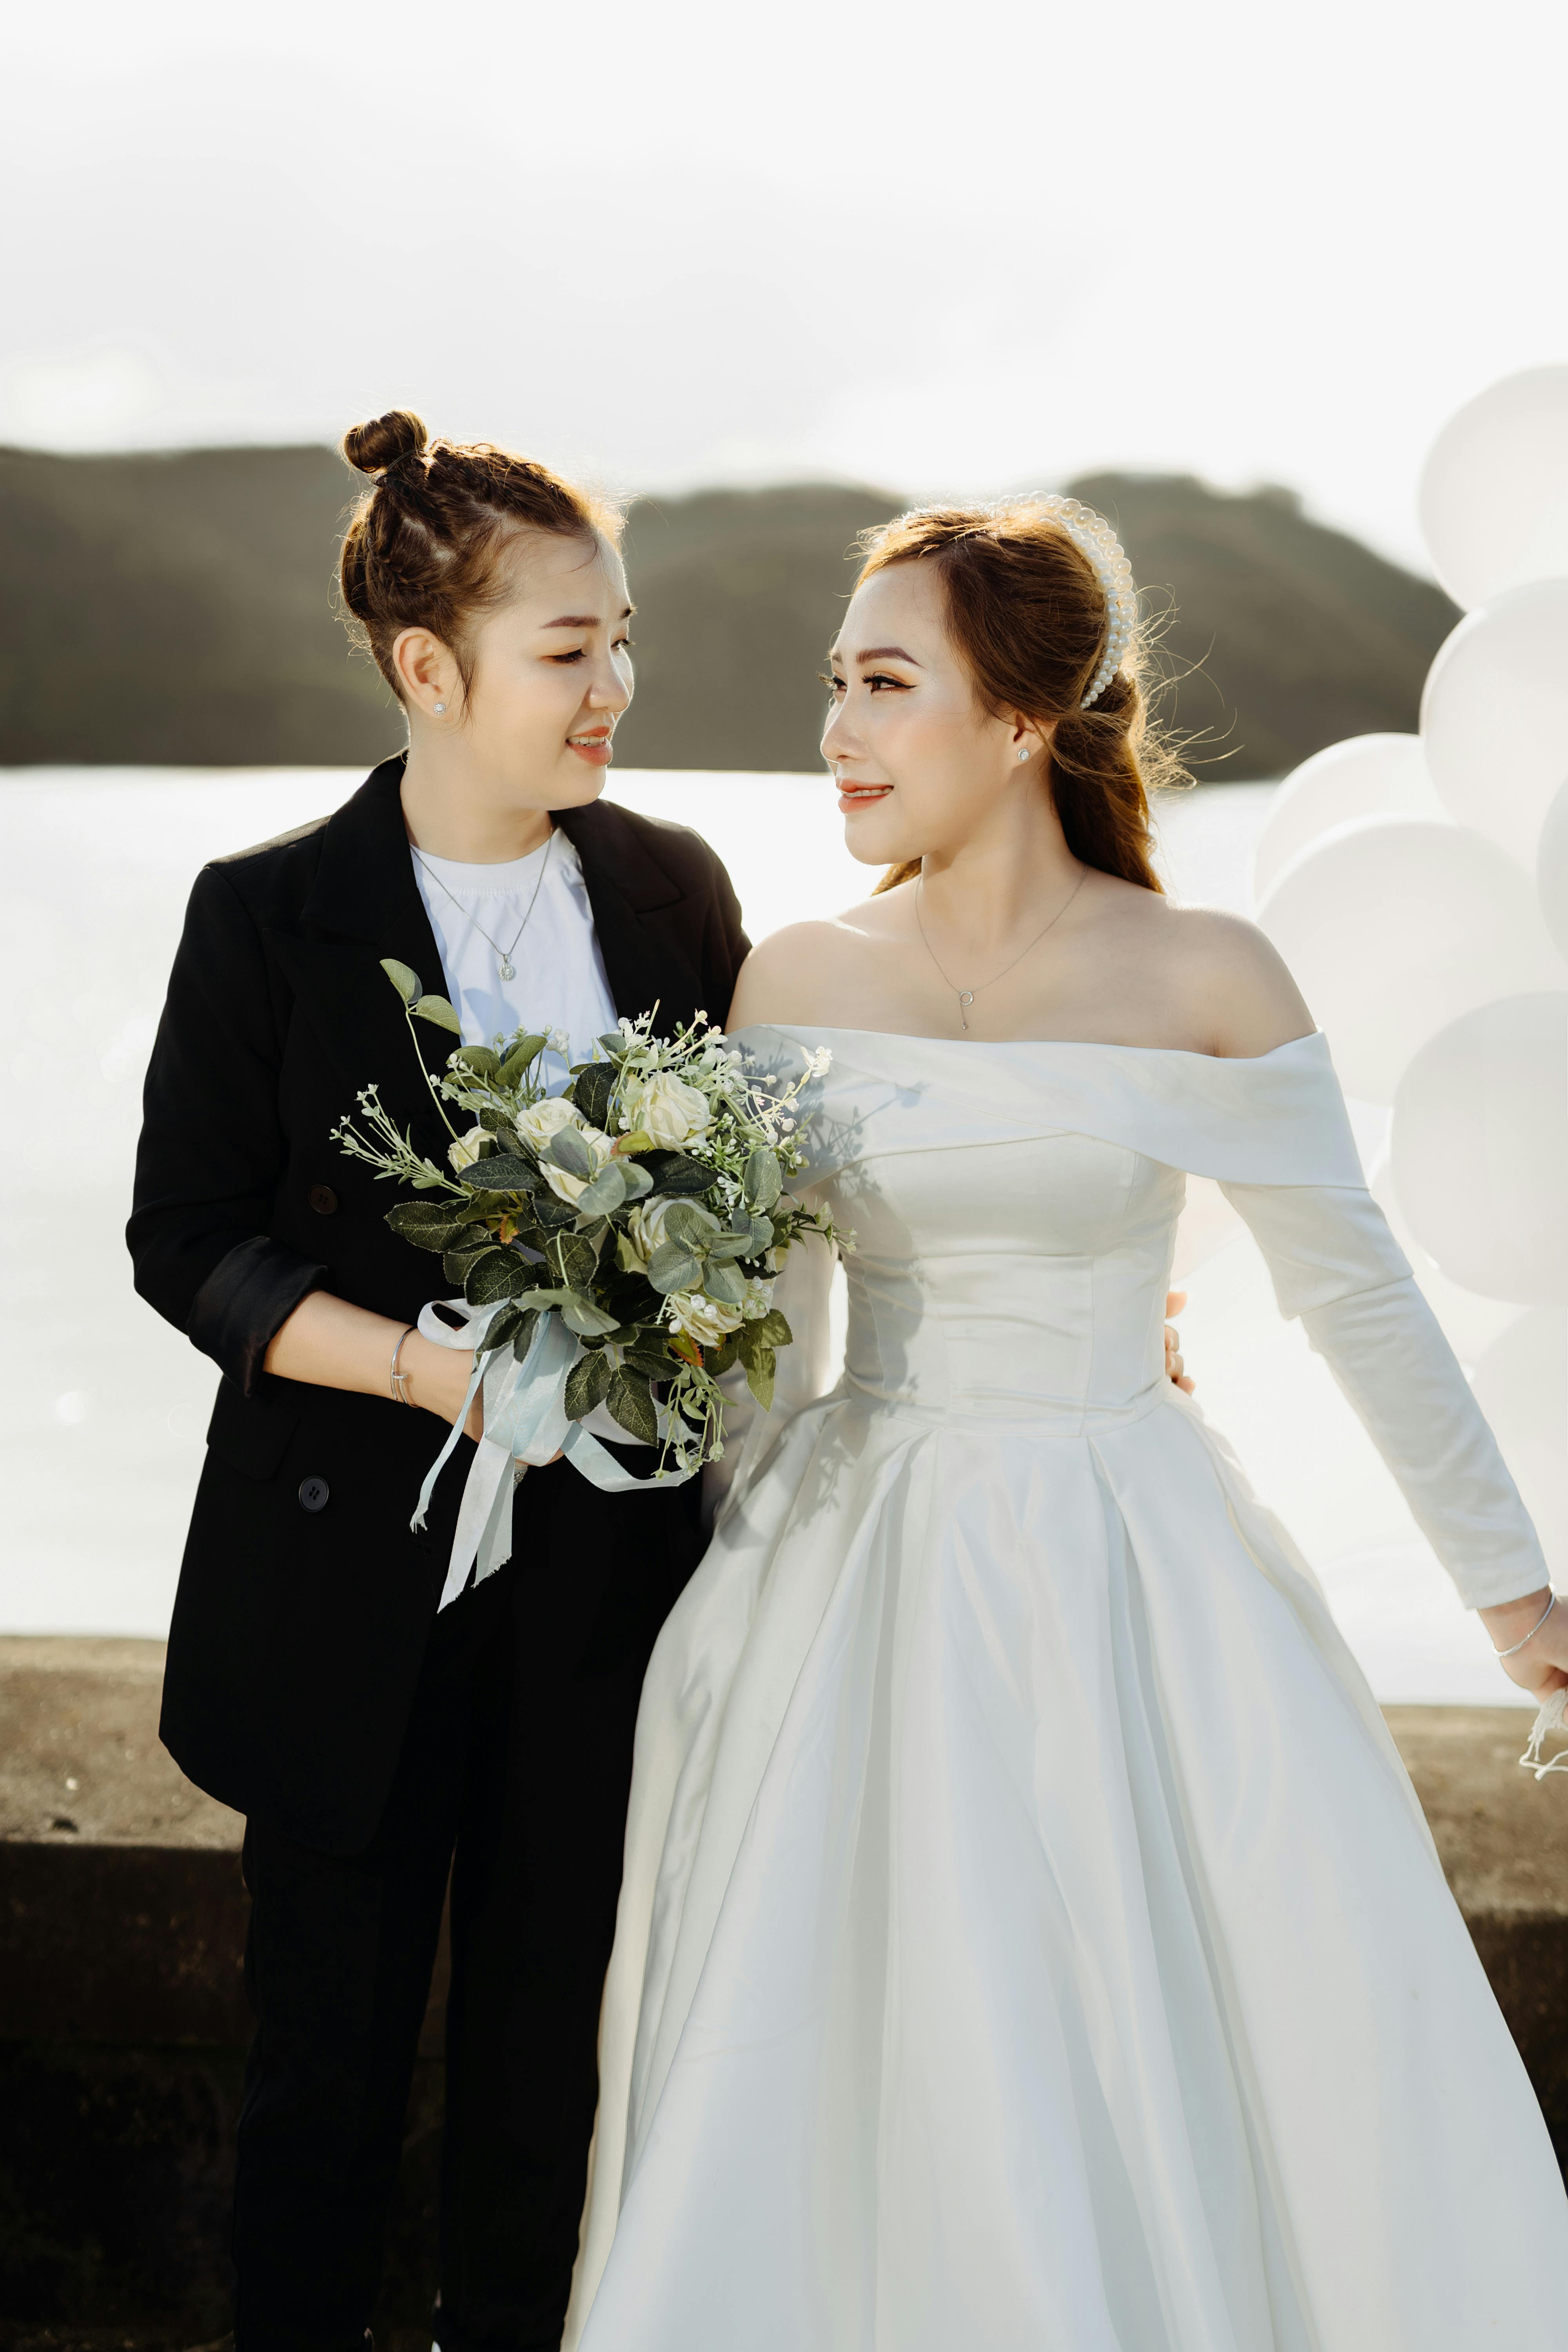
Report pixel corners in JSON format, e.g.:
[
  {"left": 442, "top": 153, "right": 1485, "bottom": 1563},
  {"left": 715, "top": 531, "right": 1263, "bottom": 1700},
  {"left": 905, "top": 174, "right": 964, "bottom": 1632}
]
[{"left": 410, "top": 828, "right": 617, "bottom": 1089}]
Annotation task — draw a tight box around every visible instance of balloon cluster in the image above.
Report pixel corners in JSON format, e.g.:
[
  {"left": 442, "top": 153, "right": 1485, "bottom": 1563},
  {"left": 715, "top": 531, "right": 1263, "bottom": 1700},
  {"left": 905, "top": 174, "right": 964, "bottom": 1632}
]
[{"left": 1255, "top": 367, "right": 1568, "bottom": 1577}]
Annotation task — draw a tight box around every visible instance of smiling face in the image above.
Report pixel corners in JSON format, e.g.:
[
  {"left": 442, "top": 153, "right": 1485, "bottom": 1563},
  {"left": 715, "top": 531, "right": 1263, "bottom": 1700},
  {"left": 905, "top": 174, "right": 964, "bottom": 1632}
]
[
  {"left": 821, "top": 560, "right": 1047, "bottom": 868},
  {"left": 394, "top": 530, "right": 635, "bottom": 812}
]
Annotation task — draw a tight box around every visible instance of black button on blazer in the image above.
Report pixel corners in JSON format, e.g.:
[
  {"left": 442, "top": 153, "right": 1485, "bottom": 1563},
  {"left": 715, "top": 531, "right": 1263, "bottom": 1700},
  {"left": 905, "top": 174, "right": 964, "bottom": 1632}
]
[{"left": 127, "top": 754, "right": 749, "bottom": 1851}]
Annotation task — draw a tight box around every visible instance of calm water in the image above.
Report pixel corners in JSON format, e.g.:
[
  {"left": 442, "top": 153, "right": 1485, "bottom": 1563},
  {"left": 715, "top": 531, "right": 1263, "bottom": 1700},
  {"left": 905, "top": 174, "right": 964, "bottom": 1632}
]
[{"left": 0, "top": 768, "right": 1521, "bottom": 1704}]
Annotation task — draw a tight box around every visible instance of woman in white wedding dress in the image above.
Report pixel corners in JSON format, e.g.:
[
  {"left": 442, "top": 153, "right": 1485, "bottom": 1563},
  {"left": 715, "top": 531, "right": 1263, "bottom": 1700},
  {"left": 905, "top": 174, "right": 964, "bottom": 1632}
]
[{"left": 564, "top": 496, "right": 1568, "bottom": 2349}]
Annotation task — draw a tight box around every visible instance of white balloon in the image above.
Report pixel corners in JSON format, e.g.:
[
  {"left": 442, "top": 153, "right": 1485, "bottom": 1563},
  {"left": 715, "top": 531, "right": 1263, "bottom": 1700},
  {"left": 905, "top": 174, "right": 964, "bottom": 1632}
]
[
  {"left": 1418, "top": 366, "right": 1568, "bottom": 609},
  {"left": 1389, "top": 993, "right": 1568, "bottom": 1304},
  {"left": 1472, "top": 1308, "right": 1568, "bottom": 1580},
  {"left": 1367, "top": 1147, "right": 1524, "bottom": 1367},
  {"left": 1255, "top": 817, "right": 1565, "bottom": 1102},
  {"left": 1421, "top": 580, "right": 1568, "bottom": 867},
  {"left": 1252, "top": 735, "right": 1445, "bottom": 904},
  {"left": 1536, "top": 774, "right": 1568, "bottom": 963}
]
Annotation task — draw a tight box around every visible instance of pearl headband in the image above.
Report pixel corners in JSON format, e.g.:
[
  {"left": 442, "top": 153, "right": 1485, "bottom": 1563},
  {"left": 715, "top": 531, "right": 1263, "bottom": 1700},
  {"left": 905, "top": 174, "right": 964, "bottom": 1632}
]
[{"left": 1038, "top": 494, "right": 1137, "bottom": 709}]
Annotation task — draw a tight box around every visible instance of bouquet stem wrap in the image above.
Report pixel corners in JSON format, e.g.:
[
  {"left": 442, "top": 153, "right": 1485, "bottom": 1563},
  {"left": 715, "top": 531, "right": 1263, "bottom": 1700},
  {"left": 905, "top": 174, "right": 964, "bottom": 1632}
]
[{"left": 412, "top": 1298, "right": 696, "bottom": 1612}]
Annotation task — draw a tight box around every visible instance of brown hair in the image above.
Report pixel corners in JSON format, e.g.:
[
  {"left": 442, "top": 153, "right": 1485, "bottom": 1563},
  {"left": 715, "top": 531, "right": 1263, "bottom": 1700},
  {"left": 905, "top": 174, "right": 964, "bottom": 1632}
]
[
  {"left": 337, "top": 408, "right": 624, "bottom": 704},
  {"left": 855, "top": 498, "right": 1184, "bottom": 895}
]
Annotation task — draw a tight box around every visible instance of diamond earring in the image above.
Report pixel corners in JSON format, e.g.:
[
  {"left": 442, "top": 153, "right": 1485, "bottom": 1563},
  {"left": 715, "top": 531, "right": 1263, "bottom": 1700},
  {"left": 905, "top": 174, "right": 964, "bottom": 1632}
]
[{"left": 433, "top": 701, "right": 446, "bottom": 715}]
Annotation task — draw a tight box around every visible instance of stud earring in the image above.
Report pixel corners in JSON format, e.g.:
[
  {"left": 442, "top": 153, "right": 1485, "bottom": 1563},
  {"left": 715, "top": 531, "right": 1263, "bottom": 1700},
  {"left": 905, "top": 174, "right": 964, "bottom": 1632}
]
[
  {"left": 1017, "top": 746, "right": 1030, "bottom": 763},
  {"left": 433, "top": 701, "right": 446, "bottom": 715}
]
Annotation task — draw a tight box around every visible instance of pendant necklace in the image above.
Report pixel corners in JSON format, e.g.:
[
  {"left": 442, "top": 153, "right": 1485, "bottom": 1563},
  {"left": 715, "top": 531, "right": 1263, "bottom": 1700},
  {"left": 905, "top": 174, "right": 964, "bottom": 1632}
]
[
  {"left": 914, "top": 864, "right": 1089, "bottom": 1033},
  {"left": 414, "top": 829, "right": 555, "bottom": 983}
]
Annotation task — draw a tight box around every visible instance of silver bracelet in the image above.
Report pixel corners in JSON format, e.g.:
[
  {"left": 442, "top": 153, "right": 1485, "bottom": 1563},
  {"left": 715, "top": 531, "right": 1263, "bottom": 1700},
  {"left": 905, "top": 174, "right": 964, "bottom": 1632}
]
[
  {"left": 390, "top": 1325, "right": 417, "bottom": 1406},
  {"left": 1492, "top": 1592, "right": 1557, "bottom": 1659}
]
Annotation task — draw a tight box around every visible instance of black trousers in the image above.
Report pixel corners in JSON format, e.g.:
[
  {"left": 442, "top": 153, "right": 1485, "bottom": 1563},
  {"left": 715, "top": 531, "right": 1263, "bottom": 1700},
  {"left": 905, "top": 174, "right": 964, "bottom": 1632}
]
[{"left": 232, "top": 1463, "right": 689, "bottom": 2352}]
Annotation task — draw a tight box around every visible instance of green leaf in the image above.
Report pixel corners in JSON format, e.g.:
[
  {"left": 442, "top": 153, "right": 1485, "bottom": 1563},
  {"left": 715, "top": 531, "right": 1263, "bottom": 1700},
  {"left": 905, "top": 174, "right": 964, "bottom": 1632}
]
[
  {"left": 477, "top": 1302, "right": 527, "bottom": 1355},
  {"left": 742, "top": 1346, "right": 776, "bottom": 1412},
  {"left": 597, "top": 1030, "right": 629, "bottom": 1057},
  {"left": 742, "top": 1146, "right": 782, "bottom": 1212},
  {"left": 505, "top": 1035, "right": 555, "bottom": 1087},
  {"left": 622, "top": 1337, "right": 676, "bottom": 1380},
  {"left": 702, "top": 1259, "right": 746, "bottom": 1305},
  {"left": 465, "top": 1250, "right": 544, "bottom": 1306},
  {"left": 704, "top": 1232, "right": 751, "bottom": 1263},
  {"left": 511, "top": 1308, "right": 541, "bottom": 1364},
  {"left": 647, "top": 1242, "right": 703, "bottom": 1296},
  {"left": 454, "top": 1044, "right": 502, "bottom": 1078},
  {"left": 748, "top": 1214, "right": 775, "bottom": 1253},
  {"left": 704, "top": 1329, "right": 743, "bottom": 1377},
  {"left": 532, "top": 1193, "right": 578, "bottom": 1232},
  {"left": 545, "top": 1127, "right": 594, "bottom": 1178},
  {"left": 572, "top": 1061, "right": 615, "bottom": 1132},
  {"left": 385, "top": 1201, "right": 475, "bottom": 1250},
  {"left": 443, "top": 1240, "right": 501, "bottom": 1283},
  {"left": 381, "top": 957, "right": 421, "bottom": 1005},
  {"left": 550, "top": 1230, "right": 600, "bottom": 1290},
  {"left": 607, "top": 1367, "right": 659, "bottom": 1445},
  {"left": 572, "top": 1162, "right": 627, "bottom": 1218},
  {"left": 617, "top": 1158, "right": 653, "bottom": 1200},
  {"left": 456, "top": 1152, "right": 537, "bottom": 1194},
  {"left": 413, "top": 993, "right": 462, "bottom": 1034},
  {"left": 564, "top": 1349, "right": 613, "bottom": 1421},
  {"left": 643, "top": 1150, "right": 714, "bottom": 1197},
  {"left": 662, "top": 1200, "right": 720, "bottom": 1249},
  {"left": 755, "top": 1308, "right": 793, "bottom": 1347},
  {"left": 561, "top": 1293, "right": 621, "bottom": 1338}
]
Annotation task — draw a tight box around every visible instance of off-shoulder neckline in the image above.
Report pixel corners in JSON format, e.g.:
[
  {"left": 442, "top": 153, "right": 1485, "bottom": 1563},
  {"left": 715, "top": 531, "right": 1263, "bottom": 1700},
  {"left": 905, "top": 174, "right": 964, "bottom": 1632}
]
[{"left": 733, "top": 1023, "right": 1326, "bottom": 1069}]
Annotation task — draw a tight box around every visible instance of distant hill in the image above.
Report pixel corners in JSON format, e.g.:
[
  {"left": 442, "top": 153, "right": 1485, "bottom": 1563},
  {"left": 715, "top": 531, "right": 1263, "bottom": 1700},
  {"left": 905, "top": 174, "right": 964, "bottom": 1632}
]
[{"left": 0, "top": 446, "right": 1458, "bottom": 777}]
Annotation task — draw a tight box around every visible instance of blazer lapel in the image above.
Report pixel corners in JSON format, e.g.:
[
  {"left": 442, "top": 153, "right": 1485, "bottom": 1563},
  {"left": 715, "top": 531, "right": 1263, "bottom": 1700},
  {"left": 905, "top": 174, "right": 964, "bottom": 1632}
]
[
  {"left": 287, "top": 755, "right": 456, "bottom": 1156},
  {"left": 555, "top": 799, "right": 710, "bottom": 1031}
]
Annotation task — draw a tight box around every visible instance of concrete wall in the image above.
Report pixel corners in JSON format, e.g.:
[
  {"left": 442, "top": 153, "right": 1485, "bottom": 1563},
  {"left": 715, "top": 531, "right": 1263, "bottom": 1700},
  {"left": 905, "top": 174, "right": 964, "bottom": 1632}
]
[{"left": 4, "top": 1640, "right": 1565, "bottom": 2348}]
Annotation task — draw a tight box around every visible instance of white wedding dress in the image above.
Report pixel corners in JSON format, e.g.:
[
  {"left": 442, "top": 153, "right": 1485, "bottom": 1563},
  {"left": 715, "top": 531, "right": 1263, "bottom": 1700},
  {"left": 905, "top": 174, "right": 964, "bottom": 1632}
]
[{"left": 563, "top": 1027, "right": 1568, "bottom": 2351}]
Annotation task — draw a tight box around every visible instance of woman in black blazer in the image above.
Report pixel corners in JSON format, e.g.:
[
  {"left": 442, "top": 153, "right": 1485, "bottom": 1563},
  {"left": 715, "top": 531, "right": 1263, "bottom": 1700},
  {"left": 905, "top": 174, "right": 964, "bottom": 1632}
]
[{"left": 127, "top": 413, "right": 748, "bottom": 2352}]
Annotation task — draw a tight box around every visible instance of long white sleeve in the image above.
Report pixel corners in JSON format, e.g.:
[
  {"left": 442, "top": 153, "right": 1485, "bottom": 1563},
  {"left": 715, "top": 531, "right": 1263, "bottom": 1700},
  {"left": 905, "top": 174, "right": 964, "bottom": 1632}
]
[{"left": 1220, "top": 1180, "right": 1547, "bottom": 1610}]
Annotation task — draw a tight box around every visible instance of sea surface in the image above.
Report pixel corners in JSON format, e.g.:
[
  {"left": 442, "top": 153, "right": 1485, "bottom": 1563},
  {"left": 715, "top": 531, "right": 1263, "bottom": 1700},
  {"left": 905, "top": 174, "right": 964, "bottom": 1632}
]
[{"left": 0, "top": 767, "right": 1524, "bottom": 1705}]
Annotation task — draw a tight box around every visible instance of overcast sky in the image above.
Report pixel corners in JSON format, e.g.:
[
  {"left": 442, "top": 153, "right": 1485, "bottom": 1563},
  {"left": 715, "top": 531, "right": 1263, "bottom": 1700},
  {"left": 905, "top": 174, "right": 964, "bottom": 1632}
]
[{"left": 5, "top": 0, "right": 1562, "bottom": 570}]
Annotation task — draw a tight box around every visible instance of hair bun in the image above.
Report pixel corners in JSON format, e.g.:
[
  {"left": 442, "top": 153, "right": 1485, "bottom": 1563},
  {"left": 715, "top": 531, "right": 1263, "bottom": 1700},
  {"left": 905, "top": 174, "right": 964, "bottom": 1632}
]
[{"left": 342, "top": 408, "right": 428, "bottom": 477}]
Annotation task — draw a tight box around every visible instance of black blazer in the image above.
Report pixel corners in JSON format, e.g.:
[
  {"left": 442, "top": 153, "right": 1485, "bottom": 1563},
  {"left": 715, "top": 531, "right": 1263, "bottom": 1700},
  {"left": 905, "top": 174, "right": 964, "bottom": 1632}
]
[{"left": 128, "top": 754, "right": 749, "bottom": 1851}]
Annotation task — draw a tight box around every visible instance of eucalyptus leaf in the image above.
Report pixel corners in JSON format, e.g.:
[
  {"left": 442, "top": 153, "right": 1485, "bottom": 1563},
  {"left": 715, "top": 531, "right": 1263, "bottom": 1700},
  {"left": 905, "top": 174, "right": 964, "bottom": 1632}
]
[
  {"left": 564, "top": 1349, "right": 613, "bottom": 1421},
  {"left": 616, "top": 1158, "right": 653, "bottom": 1200},
  {"left": 742, "top": 1146, "right": 782, "bottom": 1212},
  {"left": 607, "top": 1367, "right": 659, "bottom": 1446},
  {"left": 748, "top": 1214, "right": 775, "bottom": 1253},
  {"left": 572, "top": 1162, "right": 627, "bottom": 1217},
  {"left": 546, "top": 1127, "right": 594, "bottom": 1178},
  {"left": 662, "top": 1200, "right": 720, "bottom": 1249},
  {"left": 701, "top": 1260, "right": 746, "bottom": 1305},
  {"left": 413, "top": 993, "right": 462, "bottom": 1034},
  {"left": 598, "top": 1031, "right": 630, "bottom": 1058},
  {"left": 561, "top": 1293, "right": 621, "bottom": 1338},
  {"left": 647, "top": 1243, "right": 703, "bottom": 1296},
  {"left": 381, "top": 957, "right": 421, "bottom": 1005},
  {"left": 704, "top": 1232, "right": 751, "bottom": 1263}
]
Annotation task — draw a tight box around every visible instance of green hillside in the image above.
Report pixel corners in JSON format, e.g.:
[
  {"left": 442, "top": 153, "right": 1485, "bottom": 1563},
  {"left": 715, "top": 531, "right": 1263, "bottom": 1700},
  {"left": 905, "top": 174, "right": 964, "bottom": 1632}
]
[{"left": 0, "top": 446, "right": 1458, "bottom": 777}]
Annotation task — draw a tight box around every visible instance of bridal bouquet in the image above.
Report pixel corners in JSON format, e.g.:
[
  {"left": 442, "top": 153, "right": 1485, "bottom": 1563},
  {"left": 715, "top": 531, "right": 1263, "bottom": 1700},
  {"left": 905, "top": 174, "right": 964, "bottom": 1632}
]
[{"left": 331, "top": 961, "right": 840, "bottom": 1596}]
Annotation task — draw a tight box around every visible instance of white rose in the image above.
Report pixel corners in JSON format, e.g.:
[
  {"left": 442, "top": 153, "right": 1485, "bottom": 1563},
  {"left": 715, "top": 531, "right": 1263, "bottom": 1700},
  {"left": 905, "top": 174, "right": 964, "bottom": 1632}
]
[
  {"left": 623, "top": 1069, "right": 712, "bottom": 1149},
  {"left": 539, "top": 1124, "right": 614, "bottom": 1205},
  {"left": 448, "top": 1123, "right": 492, "bottom": 1173},
  {"left": 623, "top": 1197, "right": 680, "bottom": 1266},
  {"left": 664, "top": 1290, "right": 744, "bottom": 1347},
  {"left": 514, "top": 1094, "right": 584, "bottom": 1154}
]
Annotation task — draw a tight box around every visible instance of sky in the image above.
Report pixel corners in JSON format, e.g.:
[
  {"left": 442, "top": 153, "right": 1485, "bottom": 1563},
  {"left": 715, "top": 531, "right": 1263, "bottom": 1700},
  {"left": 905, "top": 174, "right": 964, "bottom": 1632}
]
[{"left": 5, "top": 0, "right": 1564, "bottom": 570}]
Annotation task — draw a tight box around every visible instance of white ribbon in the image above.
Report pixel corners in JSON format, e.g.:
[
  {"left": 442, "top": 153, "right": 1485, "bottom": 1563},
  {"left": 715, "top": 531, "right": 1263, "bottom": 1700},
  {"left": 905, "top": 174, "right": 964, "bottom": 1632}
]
[
  {"left": 412, "top": 1298, "right": 695, "bottom": 1610},
  {"left": 1520, "top": 1686, "right": 1568, "bottom": 1780}
]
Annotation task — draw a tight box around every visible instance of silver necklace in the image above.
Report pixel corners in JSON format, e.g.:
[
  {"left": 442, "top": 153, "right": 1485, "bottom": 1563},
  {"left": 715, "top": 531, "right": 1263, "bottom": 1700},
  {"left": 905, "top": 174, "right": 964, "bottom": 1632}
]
[
  {"left": 914, "top": 864, "right": 1089, "bottom": 1032},
  {"left": 414, "top": 829, "right": 555, "bottom": 983}
]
